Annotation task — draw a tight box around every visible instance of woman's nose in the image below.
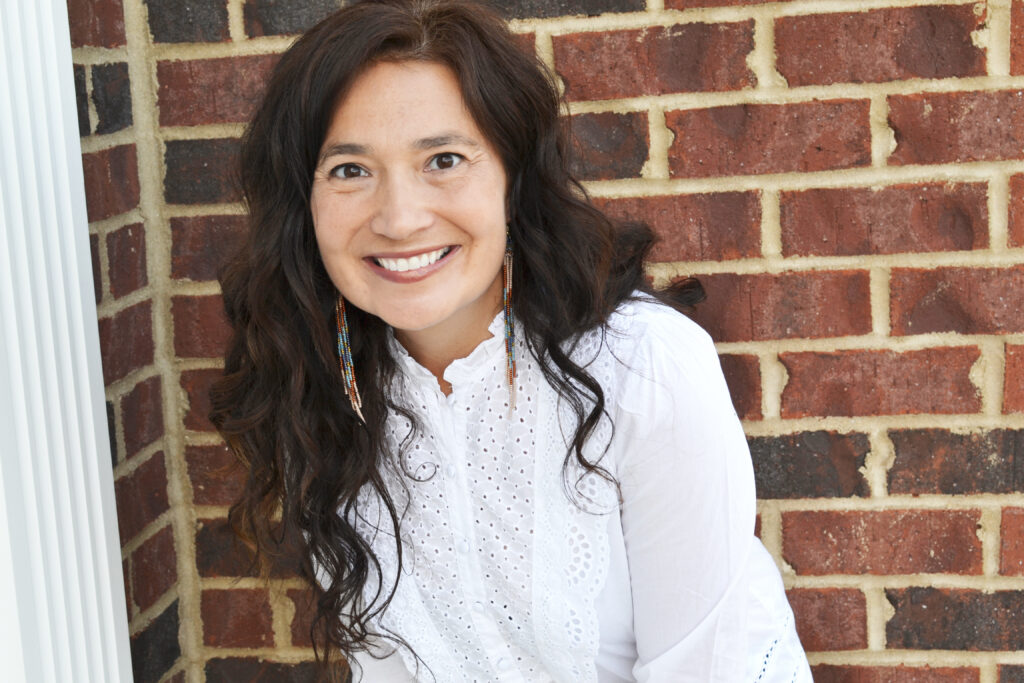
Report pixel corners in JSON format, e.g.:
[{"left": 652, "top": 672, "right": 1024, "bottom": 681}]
[{"left": 369, "top": 172, "right": 434, "bottom": 240}]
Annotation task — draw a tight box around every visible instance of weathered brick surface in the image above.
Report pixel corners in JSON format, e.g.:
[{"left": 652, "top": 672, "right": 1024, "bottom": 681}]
[
  {"left": 164, "top": 138, "right": 240, "bottom": 205},
  {"left": 888, "top": 90, "right": 1024, "bottom": 165},
  {"left": 82, "top": 144, "right": 140, "bottom": 221},
  {"left": 205, "top": 658, "right": 319, "bottom": 683},
  {"left": 170, "top": 215, "right": 246, "bottom": 281},
  {"left": 886, "top": 588, "right": 1024, "bottom": 650},
  {"left": 186, "top": 444, "right": 244, "bottom": 506},
  {"left": 130, "top": 525, "right": 177, "bottom": 611},
  {"left": 570, "top": 111, "right": 648, "bottom": 180},
  {"left": 158, "top": 55, "right": 278, "bottom": 126},
  {"left": 594, "top": 192, "right": 760, "bottom": 262},
  {"left": 201, "top": 588, "right": 273, "bottom": 647},
  {"left": 889, "top": 429, "right": 1024, "bottom": 495},
  {"left": 891, "top": 266, "right": 1024, "bottom": 335},
  {"left": 172, "top": 295, "right": 231, "bottom": 358},
  {"left": 1007, "top": 345, "right": 1024, "bottom": 414},
  {"left": 775, "top": 6, "right": 985, "bottom": 87},
  {"left": 195, "top": 517, "right": 257, "bottom": 578},
  {"left": 690, "top": 270, "right": 871, "bottom": 342},
  {"left": 90, "top": 234, "right": 101, "bottom": 303},
  {"left": 106, "top": 400, "right": 118, "bottom": 466},
  {"left": 719, "top": 353, "right": 761, "bottom": 420},
  {"left": 787, "top": 588, "right": 867, "bottom": 651},
  {"left": 106, "top": 222, "right": 147, "bottom": 298},
  {"left": 779, "top": 347, "right": 981, "bottom": 418},
  {"left": 782, "top": 510, "right": 982, "bottom": 575},
  {"left": 68, "top": 0, "right": 126, "bottom": 47},
  {"left": 129, "top": 600, "right": 180, "bottom": 683},
  {"left": 74, "top": 64, "right": 89, "bottom": 136},
  {"left": 287, "top": 588, "right": 316, "bottom": 648},
  {"left": 493, "top": 0, "right": 644, "bottom": 19},
  {"left": 180, "top": 368, "right": 220, "bottom": 432},
  {"left": 750, "top": 431, "right": 870, "bottom": 499},
  {"left": 553, "top": 23, "right": 754, "bottom": 101},
  {"left": 114, "top": 452, "right": 169, "bottom": 545},
  {"left": 780, "top": 183, "right": 988, "bottom": 257},
  {"left": 1003, "top": 665, "right": 1024, "bottom": 683},
  {"left": 1010, "top": 175, "right": 1024, "bottom": 248},
  {"left": 243, "top": 0, "right": 339, "bottom": 37},
  {"left": 812, "top": 666, "right": 980, "bottom": 683},
  {"left": 666, "top": 100, "right": 871, "bottom": 177},
  {"left": 1012, "top": 1, "right": 1024, "bottom": 76},
  {"left": 121, "top": 375, "right": 163, "bottom": 459},
  {"left": 145, "top": 0, "right": 229, "bottom": 43},
  {"left": 98, "top": 301, "right": 153, "bottom": 384},
  {"left": 1002, "top": 508, "right": 1024, "bottom": 576},
  {"left": 91, "top": 62, "right": 132, "bottom": 134}
]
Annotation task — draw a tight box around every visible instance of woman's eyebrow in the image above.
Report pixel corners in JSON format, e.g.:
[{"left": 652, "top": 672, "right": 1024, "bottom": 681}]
[
  {"left": 318, "top": 142, "right": 369, "bottom": 163},
  {"left": 415, "top": 133, "right": 480, "bottom": 150}
]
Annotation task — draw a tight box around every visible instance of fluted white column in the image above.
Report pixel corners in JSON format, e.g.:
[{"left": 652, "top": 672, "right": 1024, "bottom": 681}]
[{"left": 0, "top": 0, "right": 133, "bottom": 681}]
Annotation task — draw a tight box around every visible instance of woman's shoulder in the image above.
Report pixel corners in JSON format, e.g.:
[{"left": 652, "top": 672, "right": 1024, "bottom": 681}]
[{"left": 604, "top": 294, "right": 717, "bottom": 363}]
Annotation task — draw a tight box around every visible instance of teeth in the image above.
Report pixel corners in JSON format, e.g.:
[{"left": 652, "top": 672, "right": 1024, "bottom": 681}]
[{"left": 376, "top": 247, "right": 450, "bottom": 272}]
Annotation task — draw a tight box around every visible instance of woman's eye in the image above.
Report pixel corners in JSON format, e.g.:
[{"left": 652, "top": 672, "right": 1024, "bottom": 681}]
[
  {"left": 330, "top": 163, "right": 368, "bottom": 179},
  {"left": 427, "top": 153, "right": 463, "bottom": 171}
]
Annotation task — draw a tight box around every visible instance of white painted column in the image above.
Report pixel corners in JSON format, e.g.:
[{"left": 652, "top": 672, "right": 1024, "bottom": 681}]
[{"left": 0, "top": 0, "right": 134, "bottom": 681}]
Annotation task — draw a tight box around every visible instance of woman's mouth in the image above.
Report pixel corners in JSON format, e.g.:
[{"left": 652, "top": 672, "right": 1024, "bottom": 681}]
[
  {"left": 373, "top": 246, "right": 452, "bottom": 272},
  {"left": 367, "top": 245, "right": 457, "bottom": 282}
]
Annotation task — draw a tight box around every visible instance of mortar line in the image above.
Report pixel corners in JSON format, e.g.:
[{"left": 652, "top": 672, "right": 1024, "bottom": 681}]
[
  {"left": 977, "top": 337, "right": 1007, "bottom": 417},
  {"left": 749, "top": 12, "right": 786, "bottom": 90},
  {"left": 863, "top": 585, "right": 890, "bottom": 650},
  {"left": 990, "top": 172, "right": 1011, "bottom": 251},
  {"left": 869, "top": 95, "right": 895, "bottom": 167},
  {"left": 642, "top": 105, "right": 670, "bottom": 180},
  {"left": 869, "top": 266, "right": 891, "bottom": 338},
  {"left": 759, "top": 351, "right": 785, "bottom": 421},
  {"left": 84, "top": 64, "right": 97, "bottom": 138},
  {"left": 987, "top": 0, "right": 1012, "bottom": 77},
  {"left": 981, "top": 504, "right": 1002, "bottom": 577},
  {"left": 865, "top": 429, "right": 894, "bottom": 499},
  {"left": 226, "top": 0, "right": 246, "bottom": 43},
  {"left": 760, "top": 189, "right": 781, "bottom": 259}
]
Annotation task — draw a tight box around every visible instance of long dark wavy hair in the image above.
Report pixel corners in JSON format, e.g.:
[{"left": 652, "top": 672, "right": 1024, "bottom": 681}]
[{"left": 210, "top": 0, "right": 702, "bottom": 677}]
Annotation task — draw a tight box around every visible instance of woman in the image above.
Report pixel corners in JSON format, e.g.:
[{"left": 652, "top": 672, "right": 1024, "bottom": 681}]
[{"left": 211, "top": 0, "right": 812, "bottom": 680}]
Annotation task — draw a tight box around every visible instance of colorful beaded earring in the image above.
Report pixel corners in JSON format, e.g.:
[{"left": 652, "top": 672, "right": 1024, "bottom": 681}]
[
  {"left": 503, "top": 233, "right": 517, "bottom": 410},
  {"left": 335, "top": 295, "right": 365, "bottom": 423}
]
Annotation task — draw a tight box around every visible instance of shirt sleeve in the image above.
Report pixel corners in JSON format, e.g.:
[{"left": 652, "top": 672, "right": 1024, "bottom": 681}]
[{"left": 613, "top": 309, "right": 757, "bottom": 682}]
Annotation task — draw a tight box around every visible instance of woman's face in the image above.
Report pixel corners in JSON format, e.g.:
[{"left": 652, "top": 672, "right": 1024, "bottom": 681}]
[{"left": 310, "top": 60, "right": 508, "bottom": 341}]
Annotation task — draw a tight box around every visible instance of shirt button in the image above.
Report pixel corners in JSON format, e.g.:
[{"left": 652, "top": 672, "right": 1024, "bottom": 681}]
[{"left": 497, "top": 658, "right": 512, "bottom": 671}]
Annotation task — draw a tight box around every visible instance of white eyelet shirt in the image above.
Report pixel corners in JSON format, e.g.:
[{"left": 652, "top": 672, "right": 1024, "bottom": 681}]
[{"left": 345, "top": 297, "right": 811, "bottom": 682}]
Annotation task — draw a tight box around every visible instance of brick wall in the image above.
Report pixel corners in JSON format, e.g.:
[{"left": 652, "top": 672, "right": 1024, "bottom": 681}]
[{"left": 69, "top": 0, "right": 1024, "bottom": 681}]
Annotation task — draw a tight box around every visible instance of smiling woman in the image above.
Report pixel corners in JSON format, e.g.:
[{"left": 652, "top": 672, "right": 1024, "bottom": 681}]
[{"left": 208, "top": 0, "right": 811, "bottom": 681}]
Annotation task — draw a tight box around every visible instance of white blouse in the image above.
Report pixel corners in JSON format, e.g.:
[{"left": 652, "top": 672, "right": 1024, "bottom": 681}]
[{"left": 346, "top": 297, "right": 811, "bottom": 682}]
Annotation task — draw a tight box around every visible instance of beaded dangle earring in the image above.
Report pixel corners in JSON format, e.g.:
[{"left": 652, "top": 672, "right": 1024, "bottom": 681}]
[
  {"left": 503, "top": 233, "right": 517, "bottom": 411},
  {"left": 335, "top": 295, "right": 366, "bottom": 423}
]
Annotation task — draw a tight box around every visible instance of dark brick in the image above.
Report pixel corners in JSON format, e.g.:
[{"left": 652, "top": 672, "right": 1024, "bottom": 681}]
[
  {"left": 106, "top": 399, "right": 117, "bottom": 467},
  {"left": 129, "top": 600, "right": 180, "bottom": 683},
  {"left": 594, "top": 192, "right": 760, "bottom": 262},
  {"left": 779, "top": 347, "right": 981, "bottom": 418},
  {"left": 1001, "top": 508, "right": 1024, "bottom": 576},
  {"left": 553, "top": 22, "right": 753, "bottom": 101},
  {"left": 787, "top": 588, "right": 867, "bottom": 651},
  {"left": 1009, "top": 175, "right": 1024, "bottom": 248},
  {"left": 106, "top": 222, "right": 147, "bottom": 298},
  {"left": 812, "top": 665, "right": 980, "bottom": 683},
  {"left": 244, "top": 0, "right": 338, "bottom": 37},
  {"left": 750, "top": 431, "right": 870, "bottom": 499},
  {"left": 123, "top": 557, "right": 132, "bottom": 617},
  {"left": 690, "top": 270, "right": 871, "bottom": 342},
  {"left": 91, "top": 62, "right": 132, "bottom": 134},
  {"left": 780, "top": 183, "right": 988, "bottom": 256},
  {"left": 666, "top": 100, "right": 871, "bottom": 177},
  {"left": 776, "top": 6, "right": 985, "bottom": 87},
  {"left": 171, "top": 215, "right": 246, "bottom": 281},
  {"left": 891, "top": 266, "right": 1024, "bottom": 335},
  {"left": 288, "top": 589, "right": 316, "bottom": 648},
  {"left": 886, "top": 588, "right": 1024, "bottom": 650},
  {"left": 90, "top": 233, "right": 102, "bottom": 304},
  {"left": 1007, "top": 345, "right": 1024, "bottom": 414},
  {"left": 201, "top": 588, "right": 273, "bottom": 647},
  {"left": 205, "top": 658, "right": 320, "bottom": 683},
  {"left": 172, "top": 295, "right": 231, "bottom": 358},
  {"left": 74, "top": 64, "right": 90, "bottom": 136},
  {"left": 195, "top": 517, "right": 257, "bottom": 577},
  {"left": 783, "top": 510, "right": 982, "bottom": 575},
  {"left": 180, "top": 368, "right": 221, "bottom": 432},
  {"left": 164, "top": 138, "right": 239, "bottom": 205},
  {"left": 145, "top": 0, "right": 229, "bottom": 43},
  {"left": 131, "top": 525, "right": 176, "bottom": 611},
  {"left": 570, "top": 111, "right": 648, "bottom": 181},
  {"left": 68, "top": 0, "right": 126, "bottom": 47},
  {"left": 158, "top": 55, "right": 278, "bottom": 126},
  {"left": 889, "top": 429, "right": 1024, "bottom": 495},
  {"left": 121, "top": 375, "right": 163, "bottom": 459},
  {"left": 1003, "top": 665, "right": 1024, "bottom": 683},
  {"left": 98, "top": 300, "right": 153, "bottom": 384},
  {"left": 491, "top": 0, "right": 644, "bottom": 20},
  {"left": 82, "top": 144, "right": 139, "bottom": 221},
  {"left": 719, "top": 354, "right": 760, "bottom": 420},
  {"left": 888, "top": 90, "right": 1024, "bottom": 165},
  {"left": 114, "top": 452, "right": 169, "bottom": 545},
  {"left": 186, "top": 444, "right": 244, "bottom": 506},
  {"left": 1013, "top": 1, "right": 1024, "bottom": 76}
]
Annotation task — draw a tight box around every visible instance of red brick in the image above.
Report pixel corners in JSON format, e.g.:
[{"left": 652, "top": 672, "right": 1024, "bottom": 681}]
[
  {"left": 98, "top": 300, "right": 153, "bottom": 384},
  {"left": 82, "top": 144, "right": 139, "bottom": 221},
  {"left": 891, "top": 266, "right": 1024, "bottom": 335},
  {"left": 782, "top": 510, "right": 982, "bottom": 575},
  {"left": 123, "top": 557, "right": 132, "bottom": 617},
  {"left": 131, "top": 525, "right": 177, "bottom": 611},
  {"left": 1006, "top": 345, "right": 1024, "bottom": 414},
  {"left": 200, "top": 589, "right": 273, "bottom": 647},
  {"left": 1013, "top": 1, "right": 1024, "bottom": 76},
  {"left": 553, "top": 23, "right": 753, "bottom": 102},
  {"left": 787, "top": 588, "right": 866, "bottom": 651},
  {"left": 170, "top": 215, "right": 246, "bottom": 282},
  {"left": 195, "top": 518, "right": 257, "bottom": 578},
  {"left": 287, "top": 588, "right": 315, "bottom": 648},
  {"left": 205, "top": 658, "right": 319, "bottom": 682},
  {"left": 121, "top": 375, "right": 163, "bottom": 460},
  {"left": 594, "top": 192, "right": 760, "bottom": 262},
  {"left": 889, "top": 429, "right": 1024, "bottom": 495},
  {"left": 114, "top": 452, "right": 169, "bottom": 545},
  {"left": 511, "top": 32, "right": 535, "bottom": 54},
  {"left": 750, "top": 431, "right": 870, "bottom": 499},
  {"left": 106, "top": 222, "right": 147, "bottom": 298},
  {"left": 186, "top": 444, "right": 244, "bottom": 506},
  {"left": 776, "top": 6, "right": 984, "bottom": 87},
  {"left": 172, "top": 295, "right": 231, "bottom": 358},
  {"left": 667, "top": 100, "right": 871, "bottom": 178},
  {"left": 157, "top": 55, "right": 278, "bottom": 126},
  {"left": 780, "top": 183, "right": 987, "bottom": 257},
  {"left": 779, "top": 347, "right": 981, "bottom": 418},
  {"left": 888, "top": 90, "right": 1024, "bottom": 165},
  {"left": 690, "top": 270, "right": 871, "bottom": 342},
  {"left": 570, "top": 112, "right": 648, "bottom": 181},
  {"left": 719, "top": 354, "right": 760, "bottom": 420},
  {"left": 67, "top": 0, "right": 126, "bottom": 47},
  {"left": 887, "top": 587, "right": 1024, "bottom": 650},
  {"left": 813, "top": 665, "right": 980, "bottom": 683},
  {"left": 180, "top": 368, "right": 221, "bottom": 432},
  {"left": 1002, "top": 508, "right": 1024, "bottom": 576},
  {"left": 1010, "top": 175, "right": 1024, "bottom": 248}
]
